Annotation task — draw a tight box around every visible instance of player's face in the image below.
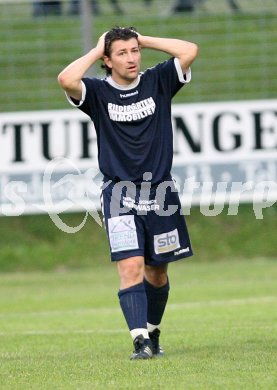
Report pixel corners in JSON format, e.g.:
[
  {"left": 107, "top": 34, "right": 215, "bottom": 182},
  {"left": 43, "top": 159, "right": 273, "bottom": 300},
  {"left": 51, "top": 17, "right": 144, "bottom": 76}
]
[{"left": 105, "top": 38, "right": 141, "bottom": 85}]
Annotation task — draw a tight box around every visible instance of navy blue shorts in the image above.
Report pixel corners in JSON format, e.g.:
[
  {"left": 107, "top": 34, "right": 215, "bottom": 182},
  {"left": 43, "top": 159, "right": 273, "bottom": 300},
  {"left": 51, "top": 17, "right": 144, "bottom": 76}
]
[{"left": 101, "top": 178, "right": 193, "bottom": 266}]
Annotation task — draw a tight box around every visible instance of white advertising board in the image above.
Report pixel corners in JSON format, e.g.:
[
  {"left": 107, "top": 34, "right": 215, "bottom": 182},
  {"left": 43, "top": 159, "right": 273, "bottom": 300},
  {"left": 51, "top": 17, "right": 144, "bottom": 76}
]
[{"left": 0, "top": 99, "right": 276, "bottom": 219}]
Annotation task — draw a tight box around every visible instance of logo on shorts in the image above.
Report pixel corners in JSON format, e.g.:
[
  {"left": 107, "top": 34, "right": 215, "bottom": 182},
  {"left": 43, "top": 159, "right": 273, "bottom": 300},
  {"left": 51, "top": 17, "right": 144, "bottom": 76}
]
[
  {"left": 108, "top": 215, "right": 139, "bottom": 253},
  {"left": 154, "top": 229, "right": 180, "bottom": 254},
  {"left": 174, "top": 247, "right": 190, "bottom": 256}
]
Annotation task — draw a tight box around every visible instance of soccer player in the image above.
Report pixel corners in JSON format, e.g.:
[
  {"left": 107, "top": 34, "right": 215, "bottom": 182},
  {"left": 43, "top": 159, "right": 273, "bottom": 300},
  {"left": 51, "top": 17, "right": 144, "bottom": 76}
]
[{"left": 57, "top": 27, "right": 198, "bottom": 359}]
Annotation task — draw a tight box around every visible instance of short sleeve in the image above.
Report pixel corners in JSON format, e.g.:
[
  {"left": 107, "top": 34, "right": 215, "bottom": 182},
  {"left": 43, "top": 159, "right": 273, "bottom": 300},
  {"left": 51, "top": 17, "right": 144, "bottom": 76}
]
[
  {"left": 65, "top": 80, "right": 87, "bottom": 107},
  {"left": 174, "top": 58, "right": 191, "bottom": 84}
]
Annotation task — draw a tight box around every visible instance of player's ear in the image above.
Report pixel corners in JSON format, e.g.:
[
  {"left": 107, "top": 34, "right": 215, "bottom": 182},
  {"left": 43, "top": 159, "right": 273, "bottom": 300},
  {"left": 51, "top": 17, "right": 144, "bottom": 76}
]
[{"left": 103, "top": 55, "right": 112, "bottom": 71}]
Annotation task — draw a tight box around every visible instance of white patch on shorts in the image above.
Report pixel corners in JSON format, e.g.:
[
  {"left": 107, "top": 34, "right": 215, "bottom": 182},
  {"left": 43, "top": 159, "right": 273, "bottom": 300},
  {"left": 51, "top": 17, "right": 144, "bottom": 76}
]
[
  {"left": 108, "top": 215, "right": 139, "bottom": 253},
  {"left": 154, "top": 228, "right": 180, "bottom": 255}
]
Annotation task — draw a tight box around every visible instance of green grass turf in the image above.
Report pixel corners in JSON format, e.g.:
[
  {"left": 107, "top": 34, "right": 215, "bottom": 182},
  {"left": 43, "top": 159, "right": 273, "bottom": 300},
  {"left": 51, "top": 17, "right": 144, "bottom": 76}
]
[{"left": 0, "top": 258, "right": 276, "bottom": 389}]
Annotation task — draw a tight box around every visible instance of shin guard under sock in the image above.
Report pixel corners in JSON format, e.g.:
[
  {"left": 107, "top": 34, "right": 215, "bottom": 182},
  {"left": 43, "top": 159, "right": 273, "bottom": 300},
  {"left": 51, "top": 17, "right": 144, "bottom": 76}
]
[
  {"left": 118, "top": 282, "right": 148, "bottom": 332},
  {"left": 143, "top": 278, "right": 170, "bottom": 327}
]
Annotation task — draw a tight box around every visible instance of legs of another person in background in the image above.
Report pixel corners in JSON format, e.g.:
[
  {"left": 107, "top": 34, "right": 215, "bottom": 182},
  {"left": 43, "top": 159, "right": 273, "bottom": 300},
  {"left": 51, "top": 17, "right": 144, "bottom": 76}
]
[
  {"left": 68, "top": 0, "right": 80, "bottom": 15},
  {"left": 172, "top": 0, "right": 240, "bottom": 14},
  {"left": 33, "top": 1, "right": 62, "bottom": 16},
  {"left": 226, "top": 0, "right": 240, "bottom": 12},
  {"left": 68, "top": 0, "right": 122, "bottom": 15},
  {"left": 68, "top": 0, "right": 99, "bottom": 15},
  {"left": 109, "top": 0, "right": 123, "bottom": 14},
  {"left": 172, "top": 0, "right": 195, "bottom": 13}
]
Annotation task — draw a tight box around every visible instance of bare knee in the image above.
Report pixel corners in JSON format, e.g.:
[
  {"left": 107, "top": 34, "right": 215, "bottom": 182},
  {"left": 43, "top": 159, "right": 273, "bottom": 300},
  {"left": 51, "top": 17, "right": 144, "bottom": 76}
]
[
  {"left": 117, "top": 256, "right": 145, "bottom": 289},
  {"left": 144, "top": 264, "right": 168, "bottom": 287}
]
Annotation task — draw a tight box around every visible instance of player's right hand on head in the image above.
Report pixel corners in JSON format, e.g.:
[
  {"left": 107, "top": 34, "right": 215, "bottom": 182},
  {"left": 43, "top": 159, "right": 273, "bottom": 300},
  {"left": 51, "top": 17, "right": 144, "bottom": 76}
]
[{"left": 96, "top": 31, "right": 108, "bottom": 57}]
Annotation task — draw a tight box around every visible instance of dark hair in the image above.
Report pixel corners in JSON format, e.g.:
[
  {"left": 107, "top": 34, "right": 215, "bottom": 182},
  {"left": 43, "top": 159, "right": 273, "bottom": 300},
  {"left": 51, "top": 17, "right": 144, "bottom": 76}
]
[{"left": 101, "top": 26, "right": 138, "bottom": 76}]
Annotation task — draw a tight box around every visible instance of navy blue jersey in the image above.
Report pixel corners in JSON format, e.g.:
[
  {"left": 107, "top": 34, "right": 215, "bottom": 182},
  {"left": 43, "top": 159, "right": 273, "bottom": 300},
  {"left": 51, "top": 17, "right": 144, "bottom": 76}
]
[{"left": 68, "top": 57, "right": 191, "bottom": 185}]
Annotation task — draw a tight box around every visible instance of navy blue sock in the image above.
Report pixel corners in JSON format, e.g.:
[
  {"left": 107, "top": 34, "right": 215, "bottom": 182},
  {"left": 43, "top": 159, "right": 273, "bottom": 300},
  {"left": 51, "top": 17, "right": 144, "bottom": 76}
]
[
  {"left": 143, "top": 278, "right": 170, "bottom": 326},
  {"left": 118, "top": 283, "right": 148, "bottom": 331}
]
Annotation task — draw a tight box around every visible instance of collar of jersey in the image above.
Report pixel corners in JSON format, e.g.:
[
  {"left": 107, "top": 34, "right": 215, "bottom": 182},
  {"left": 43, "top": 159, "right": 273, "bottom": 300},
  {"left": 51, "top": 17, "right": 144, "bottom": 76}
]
[{"left": 106, "top": 74, "right": 141, "bottom": 90}]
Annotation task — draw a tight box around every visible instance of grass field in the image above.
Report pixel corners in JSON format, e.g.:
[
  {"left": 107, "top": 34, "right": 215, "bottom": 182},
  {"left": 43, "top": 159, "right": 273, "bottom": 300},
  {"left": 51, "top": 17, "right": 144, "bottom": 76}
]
[
  {"left": 0, "top": 258, "right": 276, "bottom": 389},
  {"left": 0, "top": 2, "right": 276, "bottom": 388}
]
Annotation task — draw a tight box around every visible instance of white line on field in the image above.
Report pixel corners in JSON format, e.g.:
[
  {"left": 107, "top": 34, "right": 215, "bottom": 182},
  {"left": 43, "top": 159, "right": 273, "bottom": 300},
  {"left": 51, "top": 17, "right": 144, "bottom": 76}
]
[
  {"left": 0, "top": 324, "right": 276, "bottom": 338},
  {"left": 0, "top": 296, "right": 276, "bottom": 320},
  {"left": 0, "top": 329, "right": 126, "bottom": 337},
  {"left": 167, "top": 296, "right": 277, "bottom": 310}
]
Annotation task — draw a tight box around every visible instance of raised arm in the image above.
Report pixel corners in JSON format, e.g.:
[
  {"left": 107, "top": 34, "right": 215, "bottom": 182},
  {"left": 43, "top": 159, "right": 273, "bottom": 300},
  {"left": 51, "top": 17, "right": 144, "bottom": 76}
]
[
  {"left": 57, "top": 32, "right": 106, "bottom": 101},
  {"left": 138, "top": 34, "right": 198, "bottom": 73}
]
